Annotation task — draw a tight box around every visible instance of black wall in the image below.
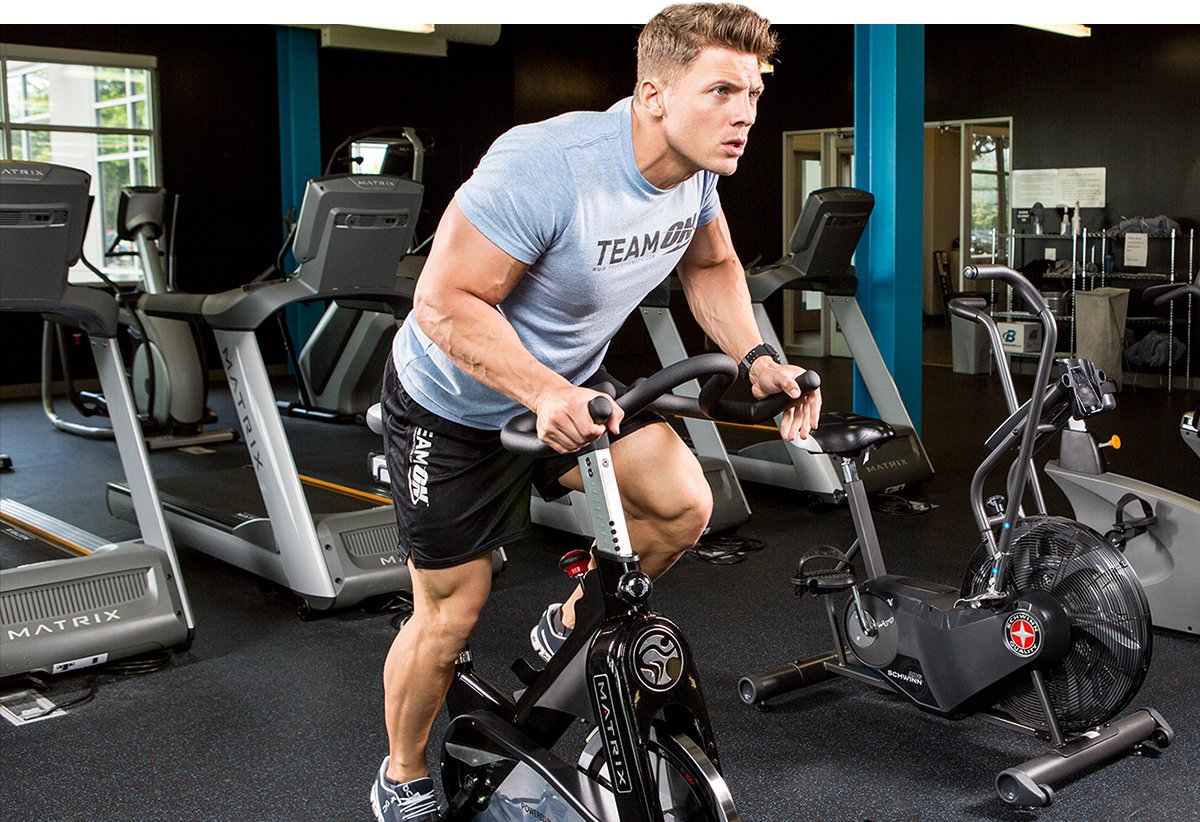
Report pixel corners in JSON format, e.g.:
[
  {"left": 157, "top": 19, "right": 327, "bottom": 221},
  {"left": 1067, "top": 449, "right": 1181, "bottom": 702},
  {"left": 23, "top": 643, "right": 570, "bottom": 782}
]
[
  {"left": 926, "top": 24, "right": 1200, "bottom": 231},
  {"left": 3, "top": 23, "right": 1197, "bottom": 387},
  {"left": 1, "top": 25, "right": 283, "bottom": 386}
]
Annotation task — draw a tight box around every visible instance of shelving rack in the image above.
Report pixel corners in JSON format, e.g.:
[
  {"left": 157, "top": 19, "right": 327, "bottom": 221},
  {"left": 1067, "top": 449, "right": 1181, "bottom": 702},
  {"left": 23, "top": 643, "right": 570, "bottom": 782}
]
[{"left": 992, "top": 227, "right": 1196, "bottom": 390}]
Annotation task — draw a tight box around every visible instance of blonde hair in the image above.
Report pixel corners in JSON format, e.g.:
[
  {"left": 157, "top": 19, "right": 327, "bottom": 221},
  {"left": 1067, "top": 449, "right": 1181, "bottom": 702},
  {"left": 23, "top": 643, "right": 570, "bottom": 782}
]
[{"left": 637, "top": 3, "right": 778, "bottom": 87}]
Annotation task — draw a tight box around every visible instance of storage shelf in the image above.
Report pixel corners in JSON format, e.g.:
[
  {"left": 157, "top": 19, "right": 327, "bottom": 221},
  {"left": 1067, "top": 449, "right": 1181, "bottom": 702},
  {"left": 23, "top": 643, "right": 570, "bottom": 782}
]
[
  {"left": 997, "top": 226, "right": 1195, "bottom": 389},
  {"left": 993, "top": 310, "right": 1073, "bottom": 322}
]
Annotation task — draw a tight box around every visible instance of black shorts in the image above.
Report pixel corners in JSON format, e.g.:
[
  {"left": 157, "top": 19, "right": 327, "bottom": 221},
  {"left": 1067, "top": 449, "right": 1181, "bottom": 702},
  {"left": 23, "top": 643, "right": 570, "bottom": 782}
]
[{"left": 381, "top": 357, "right": 664, "bottom": 570}]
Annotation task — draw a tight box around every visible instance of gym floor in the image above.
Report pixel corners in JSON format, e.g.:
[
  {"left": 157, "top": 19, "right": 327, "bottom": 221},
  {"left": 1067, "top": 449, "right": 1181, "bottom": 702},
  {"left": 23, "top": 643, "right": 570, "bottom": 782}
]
[{"left": 1, "top": 337, "right": 1198, "bottom": 821}]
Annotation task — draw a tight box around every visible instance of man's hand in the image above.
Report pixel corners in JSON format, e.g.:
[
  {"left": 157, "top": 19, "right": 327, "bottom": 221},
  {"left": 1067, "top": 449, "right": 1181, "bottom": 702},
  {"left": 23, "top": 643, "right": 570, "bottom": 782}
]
[
  {"left": 532, "top": 384, "right": 625, "bottom": 454},
  {"left": 749, "top": 359, "right": 822, "bottom": 442}
]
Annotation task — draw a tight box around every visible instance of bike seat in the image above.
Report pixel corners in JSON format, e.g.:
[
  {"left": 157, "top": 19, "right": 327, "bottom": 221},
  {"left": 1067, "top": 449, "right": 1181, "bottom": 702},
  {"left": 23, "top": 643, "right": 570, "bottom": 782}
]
[{"left": 809, "top": 413, "right": 896, "bottom": 456}]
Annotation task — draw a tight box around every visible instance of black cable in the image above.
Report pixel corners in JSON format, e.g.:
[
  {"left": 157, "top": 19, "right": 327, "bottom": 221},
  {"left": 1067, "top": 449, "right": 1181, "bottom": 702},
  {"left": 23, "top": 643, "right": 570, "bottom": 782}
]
[
  {"left": 361, "top": 591, "right": 414, "bottom": 631},
  {"left": 686, "top": 535, "right": 766, "bottom": 565},
  {"left": 104, "top": 651, "right": 171, "bottom": 676},
  {"left": 868, "top": 493, "right": 937, "bottom": 516},
  {"left": 11, "top": 673, "right": 100, "bottom": 720}
]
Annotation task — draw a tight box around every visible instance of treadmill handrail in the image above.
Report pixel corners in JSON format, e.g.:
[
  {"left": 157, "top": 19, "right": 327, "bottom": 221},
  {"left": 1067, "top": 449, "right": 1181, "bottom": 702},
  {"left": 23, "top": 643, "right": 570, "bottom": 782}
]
[{"left": 140, "top": 261, "right": 419, "bottom": 330}]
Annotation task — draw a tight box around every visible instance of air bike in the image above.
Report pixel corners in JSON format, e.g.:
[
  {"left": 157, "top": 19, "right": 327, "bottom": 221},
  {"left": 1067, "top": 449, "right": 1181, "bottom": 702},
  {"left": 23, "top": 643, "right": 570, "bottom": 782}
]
[
  {"left": 738, "top": 264, "right": 1173, "bottom": 807},
  {"left": 434, "top": 354, "right": 819, "bottom": 820}
]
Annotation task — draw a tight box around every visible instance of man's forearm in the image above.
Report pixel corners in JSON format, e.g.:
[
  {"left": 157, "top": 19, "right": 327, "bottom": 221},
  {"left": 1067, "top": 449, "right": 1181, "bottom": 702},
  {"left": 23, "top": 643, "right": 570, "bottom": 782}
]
[
  {"left": 413, "top": 288, "right": 572, "bottom": 412},
  {"left": 679, "top": 263, "right": 764, "bottom": 361}
]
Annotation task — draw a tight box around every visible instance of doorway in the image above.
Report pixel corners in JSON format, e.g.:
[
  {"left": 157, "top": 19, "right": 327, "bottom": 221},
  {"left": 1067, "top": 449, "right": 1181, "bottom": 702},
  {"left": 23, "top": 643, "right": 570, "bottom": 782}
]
[{"left": 778, "top": 118, "right": 1012, "bottom": 358}]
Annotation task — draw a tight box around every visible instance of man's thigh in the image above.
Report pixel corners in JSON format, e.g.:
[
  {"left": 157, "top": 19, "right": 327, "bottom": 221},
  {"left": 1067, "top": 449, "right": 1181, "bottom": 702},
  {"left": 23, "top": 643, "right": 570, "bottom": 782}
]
[{"left": 555, "top": 422, "right": 709, "bottom": 514}]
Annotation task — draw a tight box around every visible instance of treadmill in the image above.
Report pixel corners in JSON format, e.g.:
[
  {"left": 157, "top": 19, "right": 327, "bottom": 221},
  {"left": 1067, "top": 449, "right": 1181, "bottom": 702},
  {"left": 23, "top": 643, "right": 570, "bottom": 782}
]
[
  {"left": 108, "top": 174, "right": 501, "bottom": 616},
  {"left": 641, "top": 187, "right": 933, "bottom": 504},
  {"left": 0, "top": 161, "right": 194, "bottom": 679}
]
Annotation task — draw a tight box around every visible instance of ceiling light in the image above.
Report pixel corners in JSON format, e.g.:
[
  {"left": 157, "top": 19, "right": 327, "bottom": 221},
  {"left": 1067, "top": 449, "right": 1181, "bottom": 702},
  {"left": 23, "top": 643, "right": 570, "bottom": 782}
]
[{"left": 1020, "top": 24, "right": 1092, "bottom": 38}]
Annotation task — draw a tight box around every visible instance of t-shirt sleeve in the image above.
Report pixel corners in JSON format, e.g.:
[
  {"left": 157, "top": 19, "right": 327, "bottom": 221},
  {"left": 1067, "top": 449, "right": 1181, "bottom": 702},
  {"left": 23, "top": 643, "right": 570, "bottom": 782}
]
[
  {"left": 454, "top": 124, "right": 575, "bottom": 265},
  {"left": 698, "top": 171, "right": 722, "bottom": 228}
]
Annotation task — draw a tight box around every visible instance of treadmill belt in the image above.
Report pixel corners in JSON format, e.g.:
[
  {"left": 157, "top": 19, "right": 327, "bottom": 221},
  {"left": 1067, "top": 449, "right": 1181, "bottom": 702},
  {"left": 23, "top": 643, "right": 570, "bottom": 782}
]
[
  {"left": 152, "top": 466, "right": 390, "bottom": 531},
  {"left": 1, "top": 521, "right": 84, "bottom": 570}
]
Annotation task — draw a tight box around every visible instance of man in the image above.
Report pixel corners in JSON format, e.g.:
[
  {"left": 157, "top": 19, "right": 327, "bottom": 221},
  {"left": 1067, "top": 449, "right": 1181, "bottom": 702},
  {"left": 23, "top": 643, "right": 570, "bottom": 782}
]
[{"left": 371, "top": 5, "right": 821, "bottom": 820}]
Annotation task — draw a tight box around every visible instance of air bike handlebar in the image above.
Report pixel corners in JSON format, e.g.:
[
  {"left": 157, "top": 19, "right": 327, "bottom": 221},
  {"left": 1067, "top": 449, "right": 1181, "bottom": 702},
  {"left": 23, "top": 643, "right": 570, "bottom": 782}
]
[
  {"left": 964, "top": 263, "right": 1051, "bottom": 317},
  {"left": 500, "top": 352, "right": 821, "bottom": 456}
]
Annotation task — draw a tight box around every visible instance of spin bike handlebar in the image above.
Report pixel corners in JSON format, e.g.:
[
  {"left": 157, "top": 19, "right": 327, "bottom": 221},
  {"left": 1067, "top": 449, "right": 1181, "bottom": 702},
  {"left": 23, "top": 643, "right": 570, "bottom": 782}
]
[{"left": 500, "top": 352, "right": 821, "bottom": 456}]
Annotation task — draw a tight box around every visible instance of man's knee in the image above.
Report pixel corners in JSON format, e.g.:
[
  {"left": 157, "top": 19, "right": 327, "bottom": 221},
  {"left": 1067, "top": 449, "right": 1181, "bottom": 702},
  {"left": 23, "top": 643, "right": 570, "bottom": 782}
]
[{"left": 627, "top": 456, "right": 713, "bottom": 534}]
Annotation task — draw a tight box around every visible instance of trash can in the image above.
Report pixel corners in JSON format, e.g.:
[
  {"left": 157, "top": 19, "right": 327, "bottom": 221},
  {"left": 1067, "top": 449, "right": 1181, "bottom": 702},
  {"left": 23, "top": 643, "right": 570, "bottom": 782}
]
[
  {"left": 952, "top": 313, "right": 991, "bottom": 374},
  {"left": 1075, "top": 287, "right": 1130, "bottom": 388}
]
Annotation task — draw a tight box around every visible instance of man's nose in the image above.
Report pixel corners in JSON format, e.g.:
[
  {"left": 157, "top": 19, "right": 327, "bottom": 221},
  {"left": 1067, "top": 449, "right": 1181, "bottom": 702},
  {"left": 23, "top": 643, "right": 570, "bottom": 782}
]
[{"left": 732, "top": 93, "right": 756, "bottom": 126}]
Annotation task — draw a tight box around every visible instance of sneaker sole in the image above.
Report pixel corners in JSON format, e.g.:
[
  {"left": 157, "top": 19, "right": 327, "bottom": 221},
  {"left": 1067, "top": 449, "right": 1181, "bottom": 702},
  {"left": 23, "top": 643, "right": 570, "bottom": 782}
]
[
  {"left": 370, "top": 787, "right": 385, "bottom": 822},
  {"left": 530, "top": 622, "right": 552, "bottom": 663}
]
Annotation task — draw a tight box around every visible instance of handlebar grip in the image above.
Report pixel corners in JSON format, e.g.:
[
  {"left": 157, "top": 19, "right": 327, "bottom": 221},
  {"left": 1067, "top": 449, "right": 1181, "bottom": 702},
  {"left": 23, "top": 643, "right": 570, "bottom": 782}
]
[
  {"left": 963, "top": 264, "right": 1049, "bottom": 315},
  {"left": 588, "top": 395, "right": 612, "bottom": 423},
  {"left": 1147, "top": 282, "right": 1200, "bottom": 307},
  {"left": 705, "top": 369, "right": 821, "bottom": 425},
  {"left": 948, "top": 296, "right": 990, "bottom": 322}
]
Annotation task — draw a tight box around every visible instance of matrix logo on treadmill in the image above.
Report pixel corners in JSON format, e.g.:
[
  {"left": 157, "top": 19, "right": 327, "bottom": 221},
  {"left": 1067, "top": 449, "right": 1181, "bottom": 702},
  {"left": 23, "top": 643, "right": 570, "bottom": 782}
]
[
  {"left": 350, "top": 177, "right": 397, "bottom": 189},
  {"left": 594, "top": 215, "right": 696, "bottom": 268},
  {"left": 0, "top": 165, "right": 47, "bottom": 178}
]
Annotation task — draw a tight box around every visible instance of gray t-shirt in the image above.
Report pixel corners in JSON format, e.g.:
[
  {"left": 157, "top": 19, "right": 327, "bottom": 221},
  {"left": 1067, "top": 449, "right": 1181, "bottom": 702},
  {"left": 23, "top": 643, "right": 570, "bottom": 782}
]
[{"left": 391, "top": 97, "right": 721, "bottom": 429}]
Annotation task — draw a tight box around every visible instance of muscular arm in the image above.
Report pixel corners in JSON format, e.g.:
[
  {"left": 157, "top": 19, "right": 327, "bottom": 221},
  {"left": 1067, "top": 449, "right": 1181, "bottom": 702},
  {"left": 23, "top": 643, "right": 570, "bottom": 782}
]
[
  {"left": 677, "top": 211, "right": 821, "bottom": 439},
  {"left": 675, "top": 211, "right": 764, "bottom": 363},
  {"left": 411, "top": 199, "right": 619, "bottom": 451}
]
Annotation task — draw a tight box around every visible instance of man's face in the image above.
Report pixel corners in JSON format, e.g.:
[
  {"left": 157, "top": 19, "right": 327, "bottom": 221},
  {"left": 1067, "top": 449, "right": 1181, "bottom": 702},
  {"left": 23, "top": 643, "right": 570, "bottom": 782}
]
[{"left": 659, "top": 46, "right": 763, "bottom": 178}]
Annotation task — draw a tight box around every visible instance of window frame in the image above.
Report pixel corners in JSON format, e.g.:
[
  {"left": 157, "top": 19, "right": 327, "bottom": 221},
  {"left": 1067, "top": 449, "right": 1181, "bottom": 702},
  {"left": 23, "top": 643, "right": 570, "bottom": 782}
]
[{"left": 1, "top": 43, "right": 162, "bottom": 282}]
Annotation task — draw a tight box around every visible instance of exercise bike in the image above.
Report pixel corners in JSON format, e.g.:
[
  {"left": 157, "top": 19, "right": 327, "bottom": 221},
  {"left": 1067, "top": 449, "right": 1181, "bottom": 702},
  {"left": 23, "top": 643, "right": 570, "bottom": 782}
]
[
  {"left": 738, "top": 264, "right": 1174, "bottom": 808},
  {"left": 437, "top": 353, "right": 819, "bottom": 821},
  {"left": 1041, "top": 280, "right": 1200, "bottom": 635}
]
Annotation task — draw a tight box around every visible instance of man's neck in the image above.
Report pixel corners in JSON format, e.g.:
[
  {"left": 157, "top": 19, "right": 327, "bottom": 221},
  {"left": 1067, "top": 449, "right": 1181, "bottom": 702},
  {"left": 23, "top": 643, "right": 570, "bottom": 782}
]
[{"left": 630, "top": 101, "right": 697, "bottom": 191}]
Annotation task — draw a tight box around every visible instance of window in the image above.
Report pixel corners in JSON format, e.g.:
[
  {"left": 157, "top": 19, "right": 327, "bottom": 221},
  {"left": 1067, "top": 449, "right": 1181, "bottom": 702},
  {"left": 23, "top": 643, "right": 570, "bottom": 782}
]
[
  {"left": 1, "top": 44, "right": 160, "bottom": 282},
  {"left": 967, "top": 128, "right": 1011, "bottom": 260}
]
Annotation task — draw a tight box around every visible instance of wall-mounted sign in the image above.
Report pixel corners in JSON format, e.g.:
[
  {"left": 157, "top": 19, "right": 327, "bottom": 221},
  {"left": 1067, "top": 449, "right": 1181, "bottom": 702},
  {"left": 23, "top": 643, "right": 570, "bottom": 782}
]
[{"left": 1012, "top": 167, "right": 1106, "bottom": 208}]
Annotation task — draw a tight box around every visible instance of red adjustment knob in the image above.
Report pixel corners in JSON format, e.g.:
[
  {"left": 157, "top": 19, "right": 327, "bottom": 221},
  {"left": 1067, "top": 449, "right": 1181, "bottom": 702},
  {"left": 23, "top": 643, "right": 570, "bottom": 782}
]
[{"left": 559, "top": 549, "right": 591, "bottom": 579}]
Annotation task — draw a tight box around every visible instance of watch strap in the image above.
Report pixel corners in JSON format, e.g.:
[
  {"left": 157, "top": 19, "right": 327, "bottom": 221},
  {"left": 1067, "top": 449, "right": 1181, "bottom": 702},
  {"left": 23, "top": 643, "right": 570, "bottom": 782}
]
[{"left": 739, "top": 342, "right": 781, "bottom": 380}]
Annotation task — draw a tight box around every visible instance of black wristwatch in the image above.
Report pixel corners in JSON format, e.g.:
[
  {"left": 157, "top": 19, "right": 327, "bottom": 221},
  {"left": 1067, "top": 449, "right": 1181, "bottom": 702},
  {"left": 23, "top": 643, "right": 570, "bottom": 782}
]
[{"left": 738, "top": 342, "right": 781, "bottom": 380}]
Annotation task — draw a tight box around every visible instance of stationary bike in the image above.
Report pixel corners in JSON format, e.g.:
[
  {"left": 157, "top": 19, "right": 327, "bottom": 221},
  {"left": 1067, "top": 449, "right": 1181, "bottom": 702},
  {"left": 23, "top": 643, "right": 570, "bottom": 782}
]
[
  {"left": 438, "top": 353, "right": 819, "bottom": 821},
  {"left": 739, "top": 264, "right": 1174, "bottom": 808},
  {"left": 1041, "top": 280, "right": 1200, "bottom": 635}
]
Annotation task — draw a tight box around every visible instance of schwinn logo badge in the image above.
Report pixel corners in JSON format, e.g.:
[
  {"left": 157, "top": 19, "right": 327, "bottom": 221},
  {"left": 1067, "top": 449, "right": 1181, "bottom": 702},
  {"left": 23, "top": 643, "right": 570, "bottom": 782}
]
[
  {"left": 1004, "top": 611, "right": 1042, "bottom": 657},
  {"left": 634, "top": 628, "right": 683, "bottom": 692}
]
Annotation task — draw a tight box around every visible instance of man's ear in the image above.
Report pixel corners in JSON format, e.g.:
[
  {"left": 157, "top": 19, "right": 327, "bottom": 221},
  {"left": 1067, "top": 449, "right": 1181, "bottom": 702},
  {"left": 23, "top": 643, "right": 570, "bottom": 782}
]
[{"left": 636, "top": 78, "right": 667, "bottom": 118}]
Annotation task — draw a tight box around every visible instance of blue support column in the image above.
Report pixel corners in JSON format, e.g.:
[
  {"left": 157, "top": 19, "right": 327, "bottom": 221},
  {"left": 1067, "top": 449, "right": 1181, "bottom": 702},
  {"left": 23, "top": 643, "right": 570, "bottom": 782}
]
[
  {"left": 852, "top": 24, "right": 925, "bottom": 432},
  {"left": 276, "top": 26, "right": 324, "bottom": 349}
]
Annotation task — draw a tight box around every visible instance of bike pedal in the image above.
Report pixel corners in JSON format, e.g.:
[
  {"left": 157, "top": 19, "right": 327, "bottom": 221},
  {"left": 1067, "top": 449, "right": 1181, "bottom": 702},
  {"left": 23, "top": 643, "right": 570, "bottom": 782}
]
[
  {"left": 792, "top": 546, "right": 856, "bottom": 595},
  {"left": 791, "top": 568, "right": 857, "bottom": 594}
]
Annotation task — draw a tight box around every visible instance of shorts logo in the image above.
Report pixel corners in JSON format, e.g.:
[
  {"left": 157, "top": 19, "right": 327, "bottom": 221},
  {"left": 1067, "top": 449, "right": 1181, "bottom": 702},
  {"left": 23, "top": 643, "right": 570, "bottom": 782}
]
[
  {"left": 1003, "top": 611, "right": 1042, "bottom": 658},
  {"left": 408, "top": 427, "right": 434, "bottom": 506}
]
